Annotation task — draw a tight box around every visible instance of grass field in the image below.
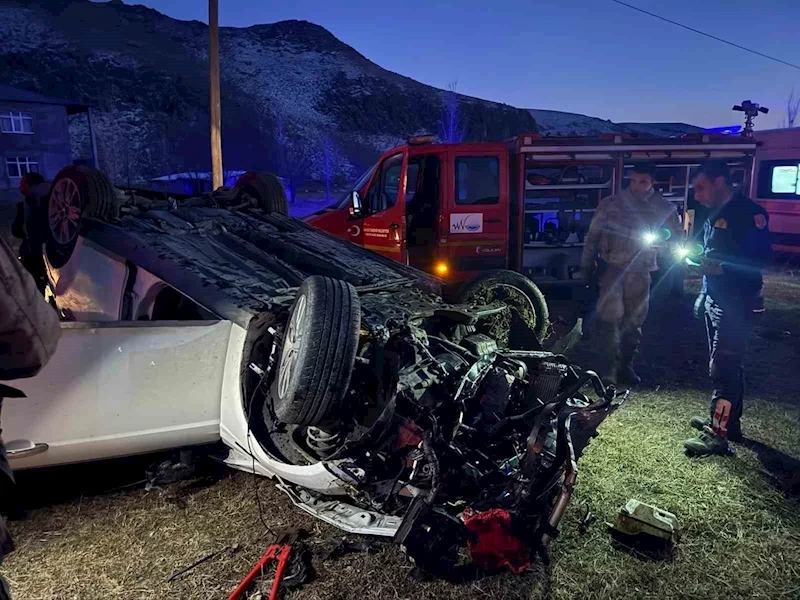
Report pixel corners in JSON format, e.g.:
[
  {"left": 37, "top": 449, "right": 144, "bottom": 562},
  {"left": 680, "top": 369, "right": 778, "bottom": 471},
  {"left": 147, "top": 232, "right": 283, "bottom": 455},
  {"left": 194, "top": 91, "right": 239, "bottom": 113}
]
[{"left": 2, "top": 274, "right": 799, "bottom": 600}]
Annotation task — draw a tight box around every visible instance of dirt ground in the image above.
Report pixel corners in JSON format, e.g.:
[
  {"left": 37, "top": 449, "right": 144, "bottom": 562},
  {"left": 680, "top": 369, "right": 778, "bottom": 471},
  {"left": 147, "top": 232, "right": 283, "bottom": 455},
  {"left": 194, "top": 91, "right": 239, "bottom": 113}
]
[{"left": 2, "top": 274, "right": 800, "bottom": 600}]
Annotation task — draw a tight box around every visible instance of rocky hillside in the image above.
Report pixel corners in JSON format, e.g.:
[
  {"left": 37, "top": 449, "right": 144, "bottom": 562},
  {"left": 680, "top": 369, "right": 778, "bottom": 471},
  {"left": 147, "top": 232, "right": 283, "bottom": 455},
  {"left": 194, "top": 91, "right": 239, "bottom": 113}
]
[
  {"left": 529, "top": 109, "right": 702, "bottom": 138},
  {"left": 0, "top": 0, "right": 537, "bottom": 186},
  {"left": 1, "top": 1, "right": 702, "bottom": 188}
]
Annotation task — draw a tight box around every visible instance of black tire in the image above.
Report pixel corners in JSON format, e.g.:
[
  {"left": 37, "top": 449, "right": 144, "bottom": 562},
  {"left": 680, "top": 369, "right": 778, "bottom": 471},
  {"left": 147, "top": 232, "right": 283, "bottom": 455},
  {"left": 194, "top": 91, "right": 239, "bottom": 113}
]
[
  {"left": 270, "top": 276, "right": 360, "bottom": 426},
  {"left": 455, "top": 269, "right": 550, "bottom": 344},
  {"left": 45, "top": 166, "right": 117, "bottom": 268},
  {"left": 235, "top": 171, "right": 289, "bottom": 215}
]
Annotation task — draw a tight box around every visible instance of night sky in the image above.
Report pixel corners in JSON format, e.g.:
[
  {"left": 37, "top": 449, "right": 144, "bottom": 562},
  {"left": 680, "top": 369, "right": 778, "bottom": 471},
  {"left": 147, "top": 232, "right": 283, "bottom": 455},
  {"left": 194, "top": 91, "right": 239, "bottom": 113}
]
[{"left": 127, "top": 0, "right": 798, "bottom": 129}]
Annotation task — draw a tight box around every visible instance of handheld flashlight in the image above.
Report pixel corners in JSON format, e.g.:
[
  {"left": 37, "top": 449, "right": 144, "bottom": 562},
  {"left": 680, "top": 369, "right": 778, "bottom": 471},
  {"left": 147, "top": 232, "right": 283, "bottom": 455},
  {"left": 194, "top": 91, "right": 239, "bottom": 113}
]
[{"left": 642, "top": 232, "right": 658, "bottom": 246}]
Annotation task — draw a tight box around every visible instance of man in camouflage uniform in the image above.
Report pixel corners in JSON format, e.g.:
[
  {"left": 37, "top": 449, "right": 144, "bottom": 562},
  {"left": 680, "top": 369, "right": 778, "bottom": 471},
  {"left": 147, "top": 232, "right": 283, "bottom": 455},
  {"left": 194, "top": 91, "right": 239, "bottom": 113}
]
[
  {"left": 581, "top": 164, "right": 681, "bottom": 387},
  {"left": 683, "top": 161, "right": 772, "bottom": 456}
]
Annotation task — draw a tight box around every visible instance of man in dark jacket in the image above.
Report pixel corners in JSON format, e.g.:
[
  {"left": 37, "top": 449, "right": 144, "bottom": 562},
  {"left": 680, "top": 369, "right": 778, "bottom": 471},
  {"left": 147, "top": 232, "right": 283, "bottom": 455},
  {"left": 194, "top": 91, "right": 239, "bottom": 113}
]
[
  {"left": 11, "top": 172, "right": 50, "bottom": 295},
  {"left": 683, "top": 161, "right": 772, "bottom": 456},
  {"left": 0, "top": 236, "right": 61, "bottom": 599}
]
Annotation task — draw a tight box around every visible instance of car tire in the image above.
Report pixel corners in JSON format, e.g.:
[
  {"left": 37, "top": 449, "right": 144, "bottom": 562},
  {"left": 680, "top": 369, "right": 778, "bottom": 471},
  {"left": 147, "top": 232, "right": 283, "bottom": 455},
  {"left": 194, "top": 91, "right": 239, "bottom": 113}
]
[
  {"left": 235, "top": 171, "right": 289, "bottom": 215},
  {"left": 455, "top": 269, "right": 550, "bottom": 345},
  {"left": 270, "top": 276, "right": 360, "bottom": 426},
  {"left": 45, "top": 166, "right": 118, "bottom": 269}
]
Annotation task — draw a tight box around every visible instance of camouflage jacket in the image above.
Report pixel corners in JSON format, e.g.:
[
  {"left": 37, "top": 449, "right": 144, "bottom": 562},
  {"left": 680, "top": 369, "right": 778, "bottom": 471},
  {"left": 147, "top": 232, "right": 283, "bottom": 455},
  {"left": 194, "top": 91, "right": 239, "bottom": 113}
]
[{"left": 581, "top": 189, "right": 681, "bottom": 273}]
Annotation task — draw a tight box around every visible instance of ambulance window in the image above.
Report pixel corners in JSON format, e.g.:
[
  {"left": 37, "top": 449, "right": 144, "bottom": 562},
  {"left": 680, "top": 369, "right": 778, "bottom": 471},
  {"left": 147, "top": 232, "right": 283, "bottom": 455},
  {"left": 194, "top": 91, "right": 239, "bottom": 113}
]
[
  {"left": 455, "top": 156, "right": 500, "bottom": 205},
  {"left": 366, "top": 153, "right": 403, "bottom": 213},
  {"left": 757, "top": 160, "right": 800, "bottom": 198}
]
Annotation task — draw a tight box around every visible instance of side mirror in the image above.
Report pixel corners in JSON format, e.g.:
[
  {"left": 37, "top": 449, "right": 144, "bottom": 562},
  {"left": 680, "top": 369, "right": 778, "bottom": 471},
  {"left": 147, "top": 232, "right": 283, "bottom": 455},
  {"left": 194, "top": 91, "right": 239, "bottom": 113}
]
[{"left": 349, "top": 190, "right": 363, "bottom": 217}]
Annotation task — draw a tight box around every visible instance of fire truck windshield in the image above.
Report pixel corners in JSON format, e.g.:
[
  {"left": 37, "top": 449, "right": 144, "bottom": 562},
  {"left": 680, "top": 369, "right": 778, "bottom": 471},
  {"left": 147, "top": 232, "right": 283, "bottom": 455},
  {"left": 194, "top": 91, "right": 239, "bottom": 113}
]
[{"left": 335, "top": 163, "right": 378, "bottom": 209}]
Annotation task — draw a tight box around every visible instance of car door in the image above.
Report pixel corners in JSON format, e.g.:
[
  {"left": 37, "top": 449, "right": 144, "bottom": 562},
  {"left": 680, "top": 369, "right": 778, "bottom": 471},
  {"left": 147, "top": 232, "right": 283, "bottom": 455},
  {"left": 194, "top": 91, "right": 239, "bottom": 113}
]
[
  {"left": 2, "top": 240, "right": 233, "bottom": 469},
  {"left": 360, "top": 152, "right": 408, "bottom": 261}
]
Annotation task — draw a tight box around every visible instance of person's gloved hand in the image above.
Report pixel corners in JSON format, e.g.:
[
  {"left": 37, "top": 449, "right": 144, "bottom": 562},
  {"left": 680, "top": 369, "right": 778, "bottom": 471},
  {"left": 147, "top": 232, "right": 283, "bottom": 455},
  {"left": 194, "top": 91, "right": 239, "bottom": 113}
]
[{"left": 693, "top": 292, "right": 707, "bottom": 320}]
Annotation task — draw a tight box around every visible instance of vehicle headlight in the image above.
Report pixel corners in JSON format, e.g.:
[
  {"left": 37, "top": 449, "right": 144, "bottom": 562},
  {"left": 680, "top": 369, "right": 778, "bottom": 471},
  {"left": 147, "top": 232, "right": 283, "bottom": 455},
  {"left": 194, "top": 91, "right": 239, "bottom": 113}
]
[{"left": 434, "top": 261, "right": 449, "bottom": 276}]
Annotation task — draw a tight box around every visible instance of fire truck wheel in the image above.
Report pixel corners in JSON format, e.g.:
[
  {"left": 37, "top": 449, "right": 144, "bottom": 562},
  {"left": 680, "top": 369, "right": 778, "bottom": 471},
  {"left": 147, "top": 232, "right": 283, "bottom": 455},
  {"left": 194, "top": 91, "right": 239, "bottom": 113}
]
[
  {"left": 269, "top": 276, "right": 360, "bottom": 426},
  {"left": 455, "top": 269, "right": 550, "bottom": 345},
  {"left": 235, "top": 171, "right": 289, "bottom": 215},
  {"left": 45, "top": 165, "right": 118, "bottom": 269}
]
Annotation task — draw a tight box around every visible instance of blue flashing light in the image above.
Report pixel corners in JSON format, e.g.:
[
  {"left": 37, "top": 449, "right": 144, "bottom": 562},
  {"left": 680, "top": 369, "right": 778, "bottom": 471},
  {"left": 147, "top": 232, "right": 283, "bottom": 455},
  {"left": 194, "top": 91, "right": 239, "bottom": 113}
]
[{"left": 704, "top": 126, "right": 742, "bottom": 135}]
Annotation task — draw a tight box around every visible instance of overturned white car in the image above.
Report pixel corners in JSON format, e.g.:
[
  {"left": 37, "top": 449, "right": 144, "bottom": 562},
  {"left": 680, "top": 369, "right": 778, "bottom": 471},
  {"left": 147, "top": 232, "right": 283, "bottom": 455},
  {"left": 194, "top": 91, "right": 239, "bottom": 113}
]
[{"left": 5, "top": 166, "right": 623, "bottom": 575}]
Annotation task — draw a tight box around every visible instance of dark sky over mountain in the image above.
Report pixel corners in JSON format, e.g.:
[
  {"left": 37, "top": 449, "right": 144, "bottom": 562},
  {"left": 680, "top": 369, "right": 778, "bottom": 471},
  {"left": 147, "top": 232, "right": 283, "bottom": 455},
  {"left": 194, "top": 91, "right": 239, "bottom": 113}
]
[{"left": 2, "top": 0, "right": 701, "bottom": 185}]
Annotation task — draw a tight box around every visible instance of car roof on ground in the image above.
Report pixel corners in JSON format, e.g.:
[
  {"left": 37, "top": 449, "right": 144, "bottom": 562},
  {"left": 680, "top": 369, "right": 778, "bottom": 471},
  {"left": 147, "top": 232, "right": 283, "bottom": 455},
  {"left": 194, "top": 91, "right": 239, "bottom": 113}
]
[{"left": 82, "top": 194, "right": 437, "bottom": 327}]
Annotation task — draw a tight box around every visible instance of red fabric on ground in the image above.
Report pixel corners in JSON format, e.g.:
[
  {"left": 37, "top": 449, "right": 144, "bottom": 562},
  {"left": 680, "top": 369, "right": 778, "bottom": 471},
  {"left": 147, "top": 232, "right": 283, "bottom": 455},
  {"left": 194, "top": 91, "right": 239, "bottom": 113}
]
[{"left": 463, "top": 508, "right": 531, "bottom": 574}]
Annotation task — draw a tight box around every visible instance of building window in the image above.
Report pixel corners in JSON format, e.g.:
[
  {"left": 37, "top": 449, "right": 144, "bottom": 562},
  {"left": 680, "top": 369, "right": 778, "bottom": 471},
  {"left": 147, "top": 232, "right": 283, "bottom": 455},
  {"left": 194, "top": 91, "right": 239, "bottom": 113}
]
[
  {"left": 6, "top": 157, "right": 39, "bottom": 178},
  {"left": 0, "top": 111, "right": 34, "bottom": 134}
]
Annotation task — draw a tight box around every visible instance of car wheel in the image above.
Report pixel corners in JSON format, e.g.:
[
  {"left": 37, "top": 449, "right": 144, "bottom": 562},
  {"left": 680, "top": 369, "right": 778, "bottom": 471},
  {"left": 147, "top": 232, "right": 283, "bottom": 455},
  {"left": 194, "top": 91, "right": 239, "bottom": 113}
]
[
  {"left": 455, "top": 269, "right": 550, "bottom": 346},
  {"left": 235, "top": 171, "right": 289, "bottom": 215},
  {"left": 270, "top": 276, "right": 360, "bottom": 426},
  {"left": 45, "top": 166, "right": 118, "bottom": 268}
]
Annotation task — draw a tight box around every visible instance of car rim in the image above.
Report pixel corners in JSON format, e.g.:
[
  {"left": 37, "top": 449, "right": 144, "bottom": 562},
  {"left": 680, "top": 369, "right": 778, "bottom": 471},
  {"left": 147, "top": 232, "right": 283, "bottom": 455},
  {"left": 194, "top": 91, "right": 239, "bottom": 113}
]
[
  {"left": 49, "top": 178, "right": 82, "bottom": 245},
  {"left": 277, "top": 294, "right": 307, "bottom": 398}
]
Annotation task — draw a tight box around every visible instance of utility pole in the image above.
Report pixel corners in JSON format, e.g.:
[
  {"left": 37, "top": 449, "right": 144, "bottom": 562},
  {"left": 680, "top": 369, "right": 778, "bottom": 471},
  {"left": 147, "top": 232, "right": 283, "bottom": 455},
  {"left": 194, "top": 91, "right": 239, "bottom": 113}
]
[{"left": 209, "top": 0, "right": 223, "bottom": 190}]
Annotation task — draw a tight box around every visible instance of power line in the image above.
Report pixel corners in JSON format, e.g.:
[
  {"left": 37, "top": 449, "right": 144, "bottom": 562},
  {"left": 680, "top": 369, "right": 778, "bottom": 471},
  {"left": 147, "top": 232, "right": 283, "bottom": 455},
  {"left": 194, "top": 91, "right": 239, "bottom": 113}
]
[{"left": 610, "top": 0, "right": 800, "bottom": 72}]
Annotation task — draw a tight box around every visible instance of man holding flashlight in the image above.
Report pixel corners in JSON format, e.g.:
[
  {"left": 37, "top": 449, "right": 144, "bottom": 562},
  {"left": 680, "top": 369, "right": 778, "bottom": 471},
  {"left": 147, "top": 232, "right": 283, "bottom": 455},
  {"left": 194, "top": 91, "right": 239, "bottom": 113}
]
[
  {"left": 581, "top": 164, "right": 680, "bottom": 387},
  {"left": 683, "top": 161, "right": 772, "bottom": 456}
]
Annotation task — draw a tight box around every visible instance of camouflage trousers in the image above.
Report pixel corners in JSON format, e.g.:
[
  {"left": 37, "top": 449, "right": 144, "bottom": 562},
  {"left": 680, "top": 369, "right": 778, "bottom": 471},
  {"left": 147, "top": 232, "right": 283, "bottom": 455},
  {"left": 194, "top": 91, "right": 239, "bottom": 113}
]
[{"left": 595, "top": 266, "right": 652, "bottom": 364}]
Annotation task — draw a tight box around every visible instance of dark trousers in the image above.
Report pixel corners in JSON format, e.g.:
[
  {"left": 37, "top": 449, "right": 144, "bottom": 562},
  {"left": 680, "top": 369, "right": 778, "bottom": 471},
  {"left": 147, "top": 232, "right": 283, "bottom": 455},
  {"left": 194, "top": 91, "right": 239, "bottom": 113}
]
[
  {"left": 19, "top": 252, "right": 46, "bottom": 296},
  {"left": 0, "top": 399, "right": 15, "bottom": 600},
  {"left": 704, "top": 296, "right": 755, "bottom": 434}
]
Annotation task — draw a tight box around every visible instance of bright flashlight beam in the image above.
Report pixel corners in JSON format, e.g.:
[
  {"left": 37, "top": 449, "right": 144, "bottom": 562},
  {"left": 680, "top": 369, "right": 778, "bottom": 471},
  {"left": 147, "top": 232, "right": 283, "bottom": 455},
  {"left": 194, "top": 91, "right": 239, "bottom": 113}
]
[{"left": 642, "top": 232, "right": 658, "bottom": 245}]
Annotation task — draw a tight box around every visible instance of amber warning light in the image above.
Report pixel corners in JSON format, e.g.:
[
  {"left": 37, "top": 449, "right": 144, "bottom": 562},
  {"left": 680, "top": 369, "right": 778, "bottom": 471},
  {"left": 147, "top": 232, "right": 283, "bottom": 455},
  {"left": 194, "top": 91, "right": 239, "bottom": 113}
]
[
  {"left": 408, "top": 134, "right": 436, "bottom": 146},
  {"left": 434, "top": 261, "right": 450, "bottom": 277}
]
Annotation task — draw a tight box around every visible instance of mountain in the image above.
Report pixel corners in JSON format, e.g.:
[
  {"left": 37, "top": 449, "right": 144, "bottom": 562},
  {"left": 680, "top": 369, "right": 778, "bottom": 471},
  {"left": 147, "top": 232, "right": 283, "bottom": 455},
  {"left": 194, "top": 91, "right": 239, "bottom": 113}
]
[
  {"left": 0, "top": 0, "right": 538, "bottom": 186},
  {"left": 529, "top": 109, "right": 703, "bottom": 138},
  {"left": 1, "top": 1, "right": 702, "bottom": 188}
]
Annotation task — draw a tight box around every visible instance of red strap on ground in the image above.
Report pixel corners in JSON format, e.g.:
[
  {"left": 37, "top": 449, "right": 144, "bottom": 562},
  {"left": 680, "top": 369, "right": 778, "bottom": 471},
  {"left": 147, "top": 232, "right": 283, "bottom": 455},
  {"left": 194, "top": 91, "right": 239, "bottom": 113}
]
[{"left": 463, "top": 508, "right": 531, "bottom": 574}]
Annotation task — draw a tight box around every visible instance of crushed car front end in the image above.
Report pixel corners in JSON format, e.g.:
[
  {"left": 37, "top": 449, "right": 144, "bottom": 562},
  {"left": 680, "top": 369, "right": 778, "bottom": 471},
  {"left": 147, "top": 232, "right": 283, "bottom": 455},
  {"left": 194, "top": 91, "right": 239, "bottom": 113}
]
[{"left": 239, "top": 276, "right": 624, "bottom": 576}]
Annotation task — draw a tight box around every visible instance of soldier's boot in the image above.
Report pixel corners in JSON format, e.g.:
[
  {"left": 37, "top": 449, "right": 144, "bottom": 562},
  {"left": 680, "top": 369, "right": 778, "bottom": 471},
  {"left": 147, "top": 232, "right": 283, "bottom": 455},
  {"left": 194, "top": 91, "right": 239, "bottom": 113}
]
[
  {"left": 594, "top": 320, "right": 619, "bottom": 386},
  {"left": 683, "top": 426, "right": 733, "bottom": 457},
  {"left": 689, "top": 416, "right": 742, "bottom": 442},
  {"left": 617, "top": 359, "right": 641, "bottom": 387},
  {"left": 617, "top": 331, "right": 642, "bottom": 387}
]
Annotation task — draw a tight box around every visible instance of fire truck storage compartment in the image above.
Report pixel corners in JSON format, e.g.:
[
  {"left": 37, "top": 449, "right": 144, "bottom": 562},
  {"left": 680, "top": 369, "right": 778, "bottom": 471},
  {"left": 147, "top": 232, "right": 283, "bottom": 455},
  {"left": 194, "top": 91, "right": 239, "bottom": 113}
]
[{"left": 522, "top": 160, "right": 614, "bottom": 280}]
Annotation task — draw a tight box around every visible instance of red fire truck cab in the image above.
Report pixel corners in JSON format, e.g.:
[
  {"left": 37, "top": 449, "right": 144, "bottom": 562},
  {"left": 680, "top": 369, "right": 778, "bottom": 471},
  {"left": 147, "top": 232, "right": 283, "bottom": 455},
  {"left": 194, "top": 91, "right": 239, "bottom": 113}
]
[{"left": 306, "top": 133, "right": 758, "bottom": 284}]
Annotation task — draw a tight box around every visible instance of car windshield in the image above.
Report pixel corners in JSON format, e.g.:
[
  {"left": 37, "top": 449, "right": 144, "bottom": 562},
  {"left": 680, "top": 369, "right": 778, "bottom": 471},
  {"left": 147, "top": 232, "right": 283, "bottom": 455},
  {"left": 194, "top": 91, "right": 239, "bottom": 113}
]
[{"left": 334, "top": 162, "right": 378, "bottom": 209}]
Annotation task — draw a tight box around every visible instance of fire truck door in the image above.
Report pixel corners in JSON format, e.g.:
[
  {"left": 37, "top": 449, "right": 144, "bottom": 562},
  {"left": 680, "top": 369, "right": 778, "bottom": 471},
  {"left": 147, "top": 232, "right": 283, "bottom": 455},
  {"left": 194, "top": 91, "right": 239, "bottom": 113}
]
[
  {"left": 361, "top": 152, "right": 407, "bottom": 261},
  {"left": 444, "top": 151, "right": 509, "bottom": 276}
]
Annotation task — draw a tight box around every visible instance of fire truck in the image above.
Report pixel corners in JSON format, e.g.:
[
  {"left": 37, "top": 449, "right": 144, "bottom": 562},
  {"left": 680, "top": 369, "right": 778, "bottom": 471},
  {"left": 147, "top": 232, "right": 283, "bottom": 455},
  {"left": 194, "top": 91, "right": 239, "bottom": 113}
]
[{"left": 306, "top": 133, "right": 758, "bottom": 284}]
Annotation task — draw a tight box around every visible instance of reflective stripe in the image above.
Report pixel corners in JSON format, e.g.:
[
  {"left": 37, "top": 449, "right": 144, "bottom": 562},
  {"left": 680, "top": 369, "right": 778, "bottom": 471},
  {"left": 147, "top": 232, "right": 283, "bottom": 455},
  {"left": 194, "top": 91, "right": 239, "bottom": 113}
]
[{"left": 364, "top": 244, "right": 402, "bottom": 254}]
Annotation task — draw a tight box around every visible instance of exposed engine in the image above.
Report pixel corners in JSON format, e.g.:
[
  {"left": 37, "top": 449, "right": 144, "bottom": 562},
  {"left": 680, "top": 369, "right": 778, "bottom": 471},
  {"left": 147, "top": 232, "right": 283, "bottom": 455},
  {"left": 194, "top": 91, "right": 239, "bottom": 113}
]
[{"left": 254, "top": 291, "right": 624, "bottom": 579}]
